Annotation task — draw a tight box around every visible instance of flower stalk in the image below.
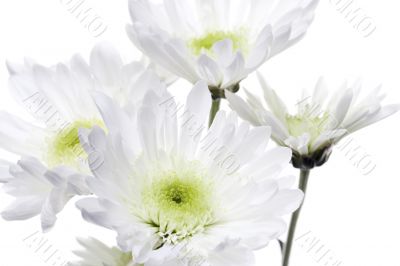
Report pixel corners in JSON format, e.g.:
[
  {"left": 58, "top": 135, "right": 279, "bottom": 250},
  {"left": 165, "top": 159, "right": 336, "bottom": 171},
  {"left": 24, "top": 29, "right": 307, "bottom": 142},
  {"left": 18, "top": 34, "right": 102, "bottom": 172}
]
[
  {"left": 209, "top": 97, "right": 221, "bottom": 127},
  {"left": 282, "top": 169, "right": 311, "bottom": 266}
]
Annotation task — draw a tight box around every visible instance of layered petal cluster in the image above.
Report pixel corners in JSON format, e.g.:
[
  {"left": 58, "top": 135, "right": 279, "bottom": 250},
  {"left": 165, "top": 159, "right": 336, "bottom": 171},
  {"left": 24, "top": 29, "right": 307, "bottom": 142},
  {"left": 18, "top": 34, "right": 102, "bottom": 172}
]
[
  {"left": 227, "top": 74, "right": 400, "bottom": 168},
  {"left": 0, "top": 43, "right": 166, "bottom": 230},
  {"left": 69, "top": 238, "right": 134, "bottom": 266},
  {"left": 77, "top": 81, "right": 303, "bottom": 265},
  {"left": 2, "top": 157, "right": 89, "bottom": 231},
  {"left": 127, "top": 0, "right": 319, "bottom": 94}
]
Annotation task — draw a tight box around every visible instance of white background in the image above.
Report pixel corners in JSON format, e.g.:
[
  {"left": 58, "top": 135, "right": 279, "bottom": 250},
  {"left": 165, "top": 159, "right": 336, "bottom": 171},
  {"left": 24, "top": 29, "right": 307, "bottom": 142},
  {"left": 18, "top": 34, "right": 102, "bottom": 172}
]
[{"left": 0, "top": 0, "right": 399, "bottom": 265}]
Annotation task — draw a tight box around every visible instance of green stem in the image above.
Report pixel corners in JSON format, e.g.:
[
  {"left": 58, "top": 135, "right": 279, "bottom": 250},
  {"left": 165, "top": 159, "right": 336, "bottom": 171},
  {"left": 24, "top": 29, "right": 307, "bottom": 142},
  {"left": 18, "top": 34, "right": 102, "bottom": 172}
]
[
  {"left": 282, "top": 169, "right": 311, "bottom": 266},
  {"left": 208, "top": 98, "right": 221, "bottom": 128}
]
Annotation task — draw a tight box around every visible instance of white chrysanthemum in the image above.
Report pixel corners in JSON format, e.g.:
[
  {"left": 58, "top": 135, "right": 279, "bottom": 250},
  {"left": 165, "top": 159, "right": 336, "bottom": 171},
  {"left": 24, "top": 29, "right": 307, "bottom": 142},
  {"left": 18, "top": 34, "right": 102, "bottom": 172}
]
[
  {"left": 77, "top": 81, "right": 303, "bottom": 265},
  {"left": 127, "top": 0, "right": 318, "bottom": 96},
  {"left": 0, "top": 43, "right": 166, "bottom": 230},
  {"left": 227, "top": 74, "right": 400, "bottom": 168},
  {"left": 69, "top": 238, "right": 134, "bottom": 266}
]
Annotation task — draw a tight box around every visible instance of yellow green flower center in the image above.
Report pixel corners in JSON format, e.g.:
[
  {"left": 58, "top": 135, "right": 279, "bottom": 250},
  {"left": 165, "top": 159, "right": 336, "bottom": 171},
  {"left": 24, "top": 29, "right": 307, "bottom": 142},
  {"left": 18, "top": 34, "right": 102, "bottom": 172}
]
[
  {"left": 47, "top": 119, "right": 103, "bottom": 168},
  {"left": 286, "top": 112, "right": 331, "bottom": 142},
  {"left": 189, "top": 30, "right": 248, "bottom": 55},
  {"left": 142, "top": 170, "right": 215, "bottom": 244}
]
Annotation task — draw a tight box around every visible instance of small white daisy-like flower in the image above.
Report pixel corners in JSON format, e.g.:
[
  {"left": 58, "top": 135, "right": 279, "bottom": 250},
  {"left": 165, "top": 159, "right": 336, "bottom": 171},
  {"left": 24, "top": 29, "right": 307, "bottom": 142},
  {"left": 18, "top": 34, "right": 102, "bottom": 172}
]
[
  {"left": 0, "top": 43, "right": 166, "bottom": 230},
  {"left": 69, "top": 238, "right": 134, "bottom": 266},
  {"left": 127, "top": 0, "right": 319, "bottom": 97},
  {"left": 227, "top": 74, "right": 400, "bottom": 169},
  {"left": 77, "top": 81, "right": 303, "bottom": 265}
]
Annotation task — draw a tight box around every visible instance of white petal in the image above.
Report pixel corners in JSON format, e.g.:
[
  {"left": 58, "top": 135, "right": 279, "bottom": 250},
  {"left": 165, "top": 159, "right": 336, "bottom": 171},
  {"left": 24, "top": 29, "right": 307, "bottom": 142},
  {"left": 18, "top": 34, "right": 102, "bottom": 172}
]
[
  {"left": 312, "top": 129, "right": 347, "bottom": 151},
  {"left": 179, "top": 81, "right": 211, "bottom": 156},
  {"left": 209, "top": 241, "right": 255, "bottom": 266},
  {"left": 0, "top": 112, "right": 44, "bottom": 157},
  {"left": 257, "top": 73, "right": 288, "bottom": 121},
  {"left": 261, "top": 110, "right": 290, "bottom": 142},
  {"left": 41, "top": 187, "right": 72, "bottom": 232},
  {"left": 333, "top": 88, "right": 353, "bottom": 126},
  {"left": 0, "top": 159, "right": 12, "bottom": 183},
  {"left": 347, "top": 104, "right": 400, "bottom": 133},
  {"left": 285, "top": 134, "right": 310, "bottom": 155},
  {"left": 246, "top": 25, "right": 273, "bottom": 68},
  {"left": 223, "top": 52, "right": 247, "bottom": 88},
  {"left": 129, "top": 27, "right": 198, "bottom": 83},
  {"left": 76, "top": 198, "right": 130, "bottom": 230},
  {"left": 196, "top": 55, "right": 223, "bottom": 87},
  {"left": 241, "top": 147, "right": 292, "bottom": 181},
  {"left": 92, "top": 92, "right": 133, "bottom": 136},
  {"left": 232, "top": 126, "right": 272, "bottom": 164},
  {"left": 90, "top": 42, "right": 123, "bottom": 89},
  {"left": 2, "top": 196, "right": 45, "bottom": 220},
  {"left": 138, "top": 105, "right": 158, "bottom": 160},
  {"left": 264, "top": 189, "right": 304, "bottom": 216},
  {"left": 212, "top": 39, "right": 235, "bottom": 67},
  {"left": 312, "top": 77, "right": 329, "bottom": 106},
  {"left": 226, "top": 91, "right": 261, "bottom": 126}
]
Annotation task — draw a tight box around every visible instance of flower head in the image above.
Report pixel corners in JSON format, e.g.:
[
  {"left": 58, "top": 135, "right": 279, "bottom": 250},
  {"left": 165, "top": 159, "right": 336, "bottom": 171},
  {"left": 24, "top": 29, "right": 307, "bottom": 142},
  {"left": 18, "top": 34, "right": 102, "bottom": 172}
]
[
  {"left": 0, "top": 43, "right": 166, "bottom": 230},
  {"left": 127, "top": 0, "right": 319, "bottom": 96},
  {"left": 227, "top": 74, "right": 400, "bottom": 169},
  {"left": 77, "top": 81, "right": 303, "bottom": 265}
]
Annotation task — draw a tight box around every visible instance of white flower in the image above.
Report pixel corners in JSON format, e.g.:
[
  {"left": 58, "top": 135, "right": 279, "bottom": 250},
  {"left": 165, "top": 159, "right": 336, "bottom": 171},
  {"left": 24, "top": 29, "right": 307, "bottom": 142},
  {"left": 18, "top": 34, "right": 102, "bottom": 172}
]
[
  {"left": 0, "top": 43, "right": 166, "bottom": 230},
  {"left": 69, "top": 238, "right": 134, "bottom": 266},
  {"left": 226, "top": 74, "right": 400, "bottom": 168},
  {"left": 76, "top": 81, "right": 303, "bottom": 265},
  {"left": 127, "top": 0, "right": 318, "bottom": 95}
]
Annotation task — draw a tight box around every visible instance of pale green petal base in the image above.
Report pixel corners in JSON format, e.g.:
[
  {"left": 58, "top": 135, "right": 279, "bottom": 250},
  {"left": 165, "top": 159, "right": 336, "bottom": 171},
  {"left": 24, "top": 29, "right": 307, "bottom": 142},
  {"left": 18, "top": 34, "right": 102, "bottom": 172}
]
[
  {"left": 188, "top": 29, "right": 248, "bottom": 55},
  {"left": 141, "top": 168, "right": 215, "bottom": 244},
  {"left": 46, "top": 119, "right": 104, "bottom": 168}
]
